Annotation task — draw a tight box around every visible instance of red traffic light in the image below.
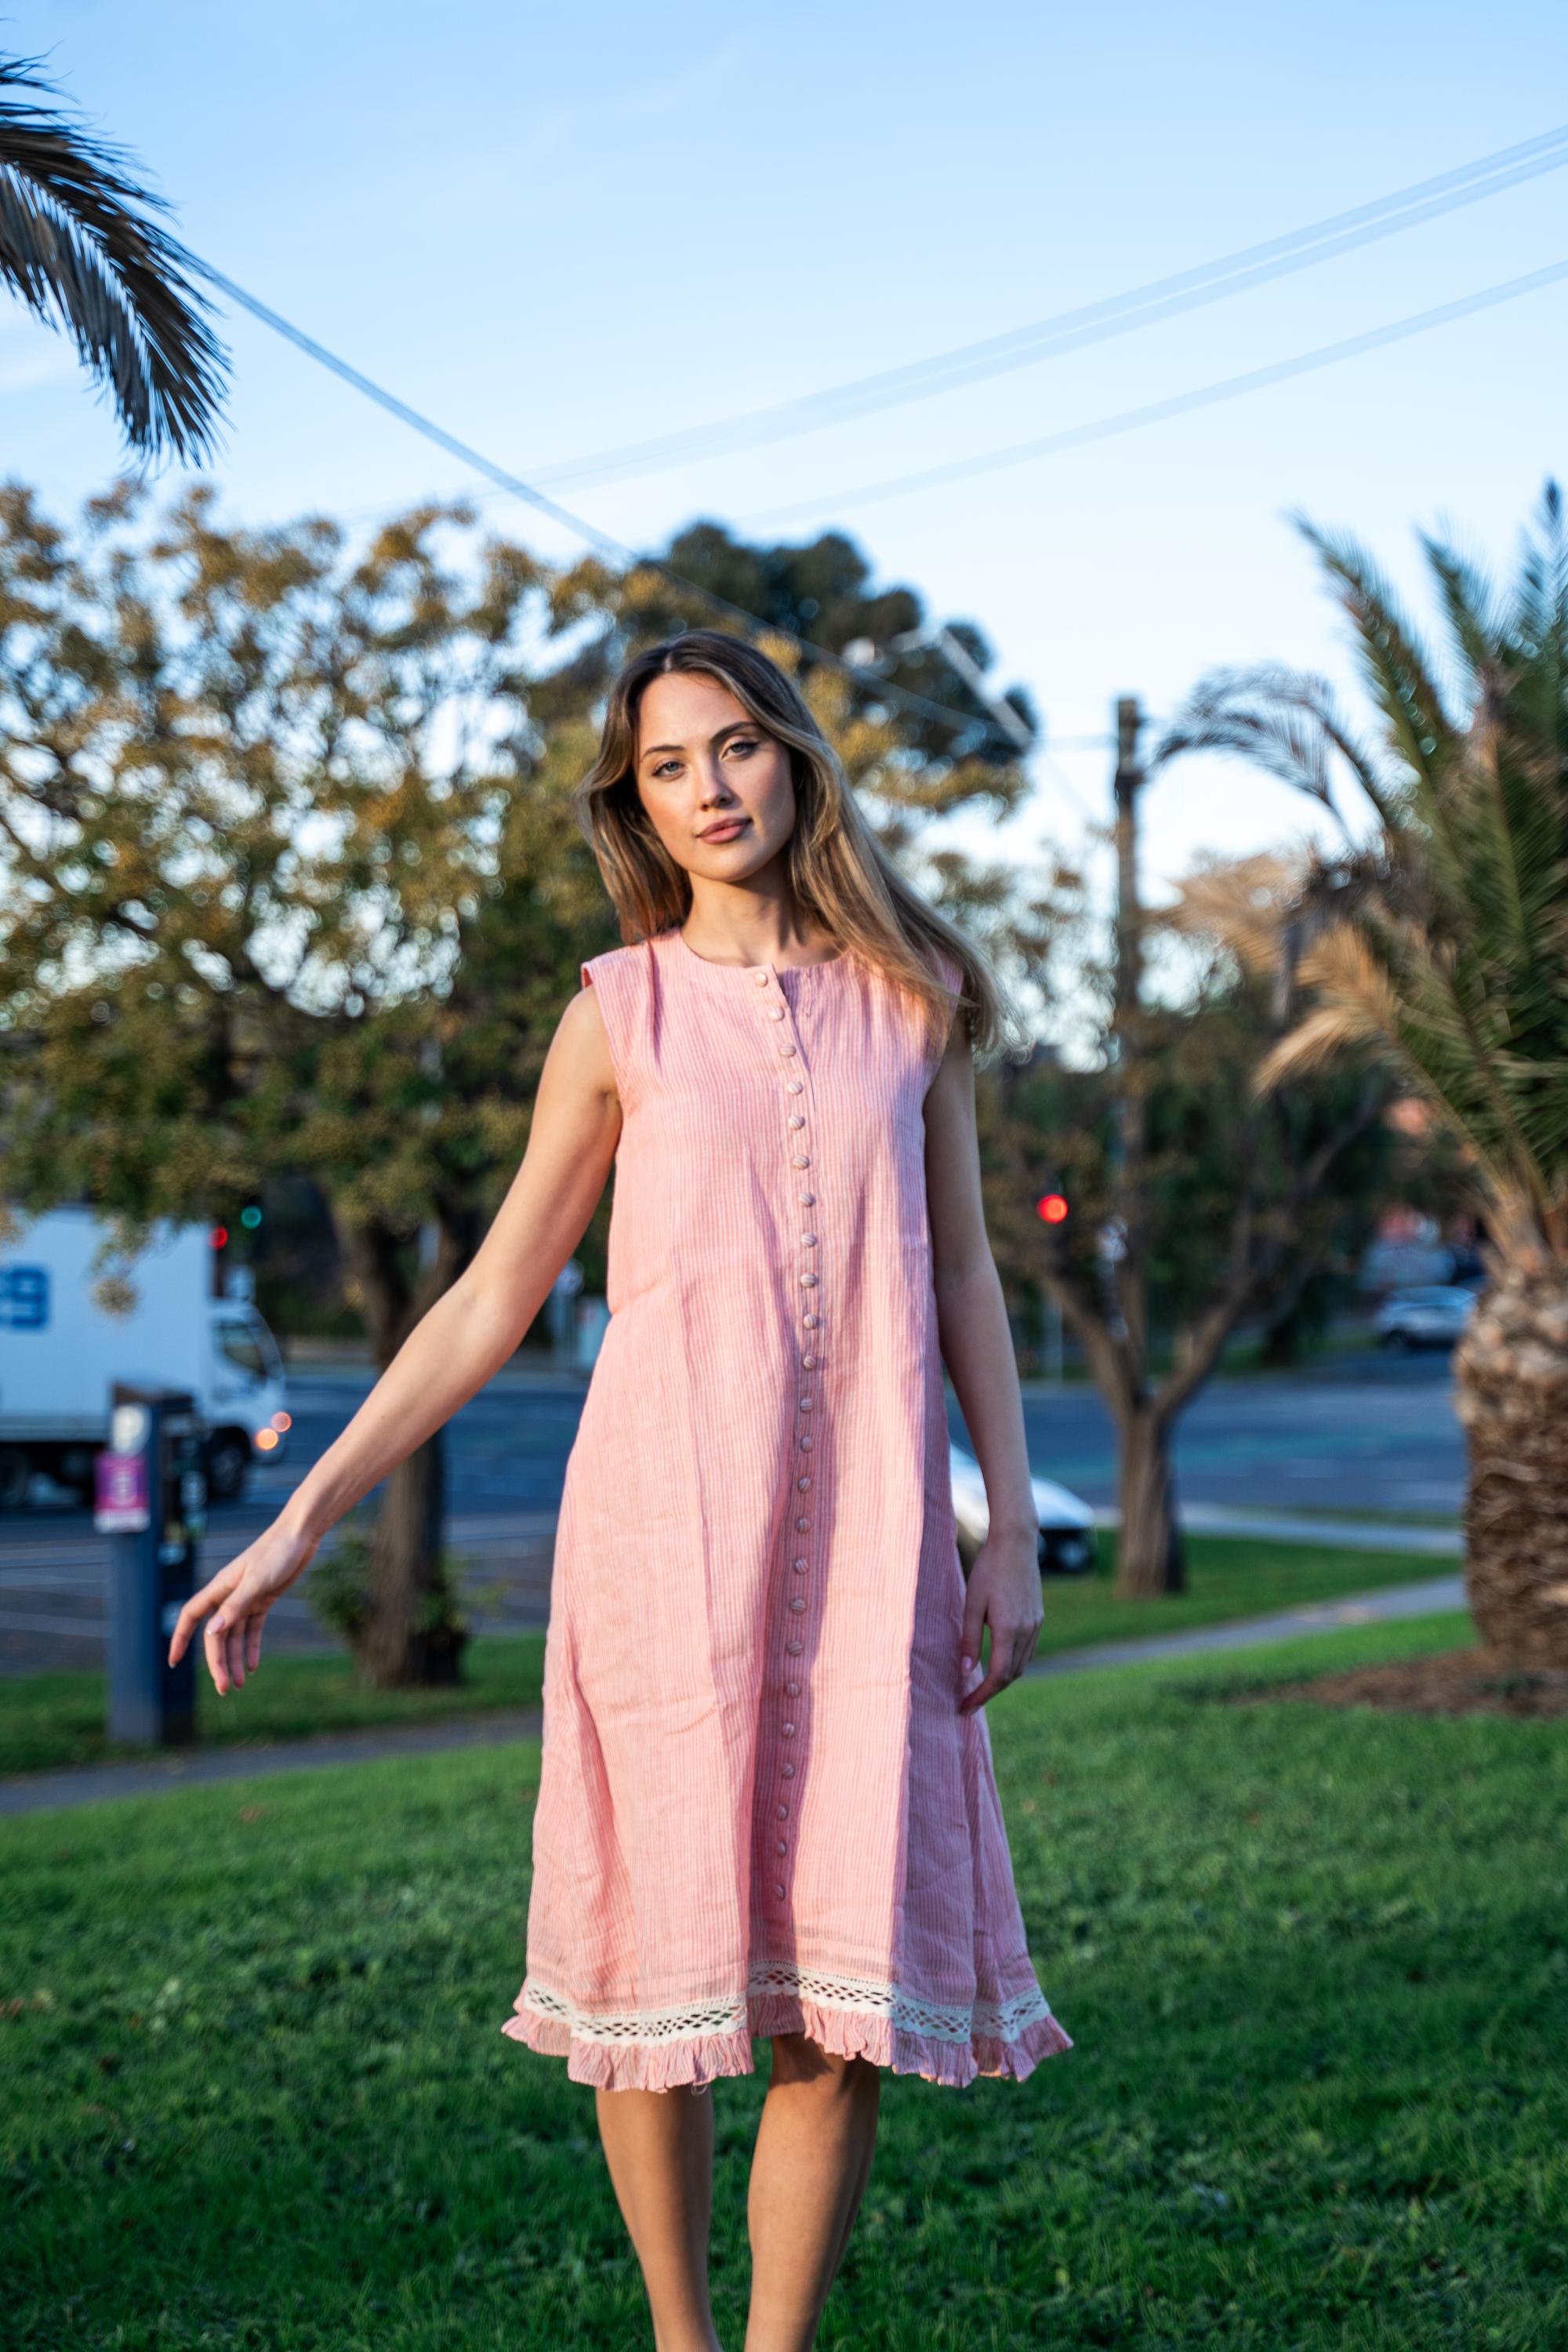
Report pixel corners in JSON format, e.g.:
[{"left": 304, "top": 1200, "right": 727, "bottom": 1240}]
[
  {"left": 209, "top": 1225, "right": 229, "bottom": 1250},
  {"left": 1036, "top": 1192, "right": 1069, "bottom": 1225}
]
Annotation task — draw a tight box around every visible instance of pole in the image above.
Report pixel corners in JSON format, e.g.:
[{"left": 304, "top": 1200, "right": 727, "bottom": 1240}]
[
  {"left": 97, "top": 1384, "right": 205, "bottom": 1746},
  {"left": 1111, "top": 697, "right": 1148, "bottom": 1377}
]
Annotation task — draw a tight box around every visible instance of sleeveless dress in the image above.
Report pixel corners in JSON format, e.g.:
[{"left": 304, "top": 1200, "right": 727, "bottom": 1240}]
[{"left": 501, "top": 927, "right": 1073, "bottom": 2090}]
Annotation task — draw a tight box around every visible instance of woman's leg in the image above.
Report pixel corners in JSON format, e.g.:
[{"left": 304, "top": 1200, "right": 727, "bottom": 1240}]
[
  {"left": 744, "top": 2035, "right": 881, "bottom": 2352},
  {"left": 595, "top": 2084, "right": 722, "bottom": 2352}
]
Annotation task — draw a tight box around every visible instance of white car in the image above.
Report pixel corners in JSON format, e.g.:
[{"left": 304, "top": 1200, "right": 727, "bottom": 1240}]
[
  {"left": 949, "top": 1443, "right": 1096, "bottom": 1577},
  {"left": 1373, "top": 1285, "right": 1478, "bottom": 1350}
]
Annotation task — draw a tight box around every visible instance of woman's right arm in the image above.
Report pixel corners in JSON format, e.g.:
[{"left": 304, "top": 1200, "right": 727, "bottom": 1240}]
[{"left": 169, "top": 983, "right": 621, "bottom": 1697}]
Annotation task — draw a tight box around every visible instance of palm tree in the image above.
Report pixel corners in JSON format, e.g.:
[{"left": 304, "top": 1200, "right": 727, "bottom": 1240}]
[
  {"left": 1159, "top": 485, "right": 1568, "bottom": 1668},
  {"left": 0, "top": 54, "right": 226, "bottom": 461}
]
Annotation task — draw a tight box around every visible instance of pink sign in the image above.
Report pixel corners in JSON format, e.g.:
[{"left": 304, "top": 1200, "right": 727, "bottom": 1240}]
[{"left": 95, "top": 1449, "right": 151, "bottom": 1533}]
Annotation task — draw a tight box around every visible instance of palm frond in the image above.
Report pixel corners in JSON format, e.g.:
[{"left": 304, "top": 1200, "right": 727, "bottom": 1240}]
[
  {"left": 1154, "top": 665, "right": 1399, "bottom": 831},
  {"left": 0, "top": 55, "right": 227, "bottom": 462},
  {"left": 1294, "top": 514, "right": 1457, "bottom": 795}
]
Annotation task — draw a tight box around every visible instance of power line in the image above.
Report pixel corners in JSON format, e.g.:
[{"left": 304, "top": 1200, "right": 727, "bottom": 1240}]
[
  {"left": 191, "top": 261, "right": 1003, "bottom": 745},
  {"left": 459, "top": 123, "right": 1568, "bottom": 495},
  {"left": 747, "top": 255, "right": 1568, "bottom": 525}
]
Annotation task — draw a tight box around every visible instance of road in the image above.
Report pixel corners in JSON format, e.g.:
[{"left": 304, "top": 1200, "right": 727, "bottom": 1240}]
[{"left": 0, "top": 1348, "right": 1464, "bottom": 1673}]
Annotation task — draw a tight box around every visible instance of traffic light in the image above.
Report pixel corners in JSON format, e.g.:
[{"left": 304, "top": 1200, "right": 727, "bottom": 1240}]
[
  {"left": 209, "top": 1224, "right": 229, "bottom": 1250},
  {"left": 239, "top": 1204, "right": 263, "bottom": 1231},
  {"left": 1036, "top": 1192, "right": 1069, "bottom": 1226}
]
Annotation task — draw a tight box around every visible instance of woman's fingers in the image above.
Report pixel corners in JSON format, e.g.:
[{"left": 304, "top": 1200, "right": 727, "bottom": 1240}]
[
  {"left": 169, "top": 1568, "right": 240, "bottom": 1666},
  {"left": 958, "top": 1615, "right": 1040, "bottom": 1714}
]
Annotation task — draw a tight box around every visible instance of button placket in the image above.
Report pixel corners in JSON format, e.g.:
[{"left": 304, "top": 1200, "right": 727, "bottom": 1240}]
[{"left": 755, "top": 963, "right": 826, "bottom": 1910}]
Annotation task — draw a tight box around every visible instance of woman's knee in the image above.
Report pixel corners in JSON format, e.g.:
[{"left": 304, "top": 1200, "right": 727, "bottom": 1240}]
[{"left": 768, "top": 2033, "right": 879, "bottom": 2095}]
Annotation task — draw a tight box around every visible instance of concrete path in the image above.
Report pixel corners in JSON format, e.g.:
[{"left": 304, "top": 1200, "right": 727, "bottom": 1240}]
[
  {"left": 1102, "top": 1504, "right": 1461, "bottom": 1555},
  {"left": 0, "top": 1573, "right": 1468, "bottom": 1819},
  {"left": 1025, "top": 1570, "right": 1464, "bottom": 1676}
]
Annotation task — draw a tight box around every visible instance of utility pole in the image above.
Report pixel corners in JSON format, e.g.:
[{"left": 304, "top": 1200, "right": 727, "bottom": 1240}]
[{"left": 1111, "top": 696, "right": 1148, "bottom": 1382}]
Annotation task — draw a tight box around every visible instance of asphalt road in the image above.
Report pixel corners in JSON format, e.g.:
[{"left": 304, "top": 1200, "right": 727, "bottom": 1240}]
[{"left": 0, "top": 1348, "right": 1465, "bottom": 1673}]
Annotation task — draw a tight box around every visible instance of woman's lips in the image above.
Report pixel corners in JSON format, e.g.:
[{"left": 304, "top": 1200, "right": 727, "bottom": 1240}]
[{"left": 699, "top": 818, "right": 749, "bottom": 842}]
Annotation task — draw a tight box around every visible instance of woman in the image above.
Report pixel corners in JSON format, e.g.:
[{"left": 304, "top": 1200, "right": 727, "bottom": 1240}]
[{"left": 171, "top": 630, "right": 1071, "bottom": 2352}]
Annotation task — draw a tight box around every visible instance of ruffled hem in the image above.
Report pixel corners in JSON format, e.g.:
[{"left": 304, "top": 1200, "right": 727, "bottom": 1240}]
[{"left": 500, "top": 1984, "right": 1073, "bottom": 2092}]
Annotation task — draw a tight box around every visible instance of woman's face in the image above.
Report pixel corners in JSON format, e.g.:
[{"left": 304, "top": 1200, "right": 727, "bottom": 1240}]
[{"left": 633, "top": 670, "right": 797, "bottom": 883}]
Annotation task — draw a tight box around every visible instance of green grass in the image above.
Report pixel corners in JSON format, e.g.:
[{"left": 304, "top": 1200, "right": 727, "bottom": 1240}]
[
  {"left": 0, "top": 1537, "right": 1454, "bottom": 1779},
  {"left": 0, "top": 1633, "right": 547, "bottom": 1779},
  {"left": 1025, "top": 1534, "right": 1451, "bottom": 1659},
  {"left": 4, "top": 1610, "right": 1565, "bottom": 2349}
]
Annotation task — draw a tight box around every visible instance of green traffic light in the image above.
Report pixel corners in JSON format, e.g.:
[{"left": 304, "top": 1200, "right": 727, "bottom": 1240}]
[{"left": 240, "top": 1205, "right": 263, "bottom": 1229}]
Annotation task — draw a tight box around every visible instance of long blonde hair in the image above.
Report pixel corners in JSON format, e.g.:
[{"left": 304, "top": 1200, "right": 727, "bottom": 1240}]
[{"left": 575, "top": 630, "right": 1009, "bottom": 1054}]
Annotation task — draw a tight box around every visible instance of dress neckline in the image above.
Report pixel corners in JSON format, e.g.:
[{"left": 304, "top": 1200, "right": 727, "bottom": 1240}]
[{"left": 667, "top": 926, "right": 848, "bottom": 978}]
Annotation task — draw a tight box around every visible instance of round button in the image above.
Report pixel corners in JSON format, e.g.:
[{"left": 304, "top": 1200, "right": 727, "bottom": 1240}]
[
  {"left": 782, "top": 1722, "right": 797, "bottom": 1737},
  {"left": 797, "top": 1475, "right": 811, "bottom": 1490},
  {"left": 789, "top": 1595, "right": 807, "bottom": 1612},
  {"left": 804, "top": 1312, "right": 820, "bottom": 1327},
  {"left": 752, "top": 968, "right": 770, "bottom": 984},
  {"left": 775, "top": 1839, "right": 787, "bottom": 1855},
  {"left": 786, "top": 1680, "right": 800, "bottom": 1697},
  {"left": 791, "top": 1152, "right": 811, "bottom": 1167},
  {"left": 793, "top": 1557, "right": 808, "bottom": 1571},
  {"left": 801, "top": 1232, "right": 817, "bottom": 1247},
  {"left": 777, "top": 1802, "right": 789, "bottom": 1818},
  {"left": 800, "top": 1272, "right": 818, "bottom": 1288},
  {"left": 800, "top": 1190, "right": 815, "bottom": 1205},
  {"left": 786, "top": 1638, "right": 804, "bottom": 1655},
  {"left": 781, "top": 1762, "right": 797, "bottom": 1778},
  {"left": 779, "top": 1042, "right": 797, "bottom": 1057},
  {"left": 798, "top": 1396, "right": 812, "bottom": 1410},
  {"left": 801, "top": 1354, "right": 817, "bottom": 1370},
  {"left": 786, "top": 1080, "right": 804, "bottom": 1094},
  {"left": 794, "top": 1515, "right": 809, "bottom": 1530},
  {"left": 788, "top": 1116, "right": 805, "bottom": 1130},
  {"left": 774, "top": 1882, "right": 786, "bottom": 1898},
  {"left": 798, "top": 1434, "right": 812, "bottom": 1450}
]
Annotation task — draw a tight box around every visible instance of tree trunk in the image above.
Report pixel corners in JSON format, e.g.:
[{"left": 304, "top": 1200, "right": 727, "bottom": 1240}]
[
  {"left": 1453, "top": 1249, "right": 1568, "bottom": 1669},
  {"left": 1115, "top": 1406, "right": 1187, "bottom": 1596},
  {"left": 357, "top": 1425, "right": 467, "bottom": 1688}
]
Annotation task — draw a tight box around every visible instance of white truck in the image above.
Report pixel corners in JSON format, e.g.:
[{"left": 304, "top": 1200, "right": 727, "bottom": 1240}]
[{"left": 0, "top": 1207, "right": 289, "bottom": 1508}]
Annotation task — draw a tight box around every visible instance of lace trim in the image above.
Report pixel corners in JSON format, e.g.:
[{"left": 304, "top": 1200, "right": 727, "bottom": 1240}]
[{"left": 521, "top": 1966, "right": 1054, "bottom": 2051}]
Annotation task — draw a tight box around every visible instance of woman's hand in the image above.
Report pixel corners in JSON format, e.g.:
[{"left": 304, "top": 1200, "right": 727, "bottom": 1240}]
[
  {"left": 958, "top": 1525, "right": 1044, "bottom": 1714},
  {"left": 167, "top": 1515, "right": 319, "bottom": 1697}
]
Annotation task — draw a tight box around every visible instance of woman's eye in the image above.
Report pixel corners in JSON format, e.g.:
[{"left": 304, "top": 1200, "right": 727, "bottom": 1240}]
[
  {"left": 653, "top": 759, "right": 682, "bottom": 779},
  {"left": 726, "top": 737, "right": 759, "bottom": 758}
]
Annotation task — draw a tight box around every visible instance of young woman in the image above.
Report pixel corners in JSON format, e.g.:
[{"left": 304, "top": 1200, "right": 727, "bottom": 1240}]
[{"left": 170, "top": 630, "right": 1072, "bottom": 2352}]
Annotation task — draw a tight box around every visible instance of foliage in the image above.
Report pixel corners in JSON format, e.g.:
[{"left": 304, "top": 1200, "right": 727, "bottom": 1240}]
[
  {"left": 1160, "top": 481, "right": 1568, "bottom": 1255},
  {"left": 0, "top": 54, "right": 227, "bottom": 460},
  {"left": 2, "top": 1617, "right": 1563, "bottom": 2348},
  {"left": 304, "top": 1515, "right": 473, "bottom": 1654}
]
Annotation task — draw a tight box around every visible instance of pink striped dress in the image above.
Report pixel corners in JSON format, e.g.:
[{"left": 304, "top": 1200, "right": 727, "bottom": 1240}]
[{"left": 502, "top": 925, "right": 1072, "bottom": 2089}]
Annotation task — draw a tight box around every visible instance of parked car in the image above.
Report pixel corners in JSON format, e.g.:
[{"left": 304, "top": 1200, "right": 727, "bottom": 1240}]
[
  {"left": 949, "top": 1443, "right": 1097, "bottom": 1577},
  {"left": 1373, "top": 1284, "right": 1479, "bottom": 1350}
]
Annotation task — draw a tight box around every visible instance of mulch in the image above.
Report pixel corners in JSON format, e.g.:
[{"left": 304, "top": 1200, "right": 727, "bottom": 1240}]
[{"left": 1225, "top": 1647, "right": 1568, "bottom": 1721}]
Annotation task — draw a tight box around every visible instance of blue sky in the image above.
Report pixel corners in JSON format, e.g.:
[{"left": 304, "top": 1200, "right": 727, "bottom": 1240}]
[{"left": 13, "top": 1, "right": 1568, "bottom": 898}]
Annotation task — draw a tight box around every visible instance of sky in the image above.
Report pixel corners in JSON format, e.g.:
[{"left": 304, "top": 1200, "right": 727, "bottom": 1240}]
[{"left": 11, "top": 0, "right": 1568, "bottom": 908}]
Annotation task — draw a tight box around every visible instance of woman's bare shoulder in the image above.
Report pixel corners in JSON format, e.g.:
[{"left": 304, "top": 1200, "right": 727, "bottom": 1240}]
[{"left": 546, "top": 982, "right": 619, "bottom": 1102}]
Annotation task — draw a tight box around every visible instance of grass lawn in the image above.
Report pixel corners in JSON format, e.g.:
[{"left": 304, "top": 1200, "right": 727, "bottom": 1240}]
[
  {"left": 3, "top": 1610, "right": 1565, "bottom": 2349},
  {"left": 0, "top": 1535, "right": 1454, "bottom": 1780}
]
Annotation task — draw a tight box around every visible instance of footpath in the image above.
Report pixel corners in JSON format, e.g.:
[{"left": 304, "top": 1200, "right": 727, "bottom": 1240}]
[{"left": 0, "top": 1571, "right": 1464, "bottom": 1819}]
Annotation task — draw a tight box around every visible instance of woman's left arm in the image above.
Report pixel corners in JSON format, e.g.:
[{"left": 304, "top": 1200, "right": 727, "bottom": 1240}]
[{"left": 924, "top": 1018, "right": 1044, "bottom": 1714}]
